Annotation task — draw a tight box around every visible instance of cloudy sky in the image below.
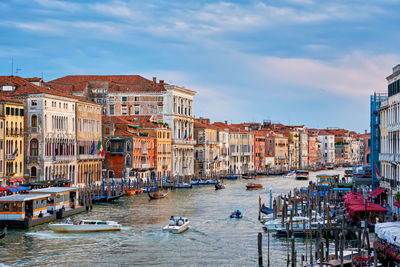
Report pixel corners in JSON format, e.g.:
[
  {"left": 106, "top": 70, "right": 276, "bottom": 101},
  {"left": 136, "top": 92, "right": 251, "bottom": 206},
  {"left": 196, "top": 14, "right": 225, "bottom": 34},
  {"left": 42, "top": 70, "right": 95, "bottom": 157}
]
[{"left": 1, "top": 0, "right": 399, "bottom": 132}]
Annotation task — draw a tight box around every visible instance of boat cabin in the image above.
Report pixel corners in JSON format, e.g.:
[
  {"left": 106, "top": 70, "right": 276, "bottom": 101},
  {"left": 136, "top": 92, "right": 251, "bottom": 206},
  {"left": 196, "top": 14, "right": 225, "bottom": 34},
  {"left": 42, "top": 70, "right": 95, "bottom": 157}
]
[
  {"left": 316, "top": 174, "right": 339, "bottom": 187},
  {"left": 0, "top": 194, "right": 50, "bottom": 220},
  {"left": 30, "top": 187, "right": 79, "bottom": 212}
]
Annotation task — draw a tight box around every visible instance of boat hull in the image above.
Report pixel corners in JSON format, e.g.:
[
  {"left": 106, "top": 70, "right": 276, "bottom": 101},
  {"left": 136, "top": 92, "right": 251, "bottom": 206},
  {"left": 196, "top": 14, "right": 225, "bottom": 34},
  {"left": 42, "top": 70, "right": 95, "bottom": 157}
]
[
  {"left": 163, "top": 221, "right": 190, "bottom": 234},
  {"left": 49, "top": 223, "right": 121, "bottom": 233}
]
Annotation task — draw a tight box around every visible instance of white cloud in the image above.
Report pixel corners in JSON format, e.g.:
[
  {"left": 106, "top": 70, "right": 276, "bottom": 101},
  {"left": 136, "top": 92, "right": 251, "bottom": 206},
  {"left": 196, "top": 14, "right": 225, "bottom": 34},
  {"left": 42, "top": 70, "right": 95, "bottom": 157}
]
[
  {"left": 248, "top": 52, "right": 399, "bottom": 97},
  {"left": 33, "top": 0, "right": 80, "bottom": 11}
]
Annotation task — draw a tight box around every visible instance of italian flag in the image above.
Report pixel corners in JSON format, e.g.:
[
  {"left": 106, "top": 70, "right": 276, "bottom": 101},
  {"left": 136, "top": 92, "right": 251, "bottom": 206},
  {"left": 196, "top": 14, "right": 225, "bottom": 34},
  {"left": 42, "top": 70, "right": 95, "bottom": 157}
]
[{"left": 97, "top": 141, "right": 104, "bottom": 157}]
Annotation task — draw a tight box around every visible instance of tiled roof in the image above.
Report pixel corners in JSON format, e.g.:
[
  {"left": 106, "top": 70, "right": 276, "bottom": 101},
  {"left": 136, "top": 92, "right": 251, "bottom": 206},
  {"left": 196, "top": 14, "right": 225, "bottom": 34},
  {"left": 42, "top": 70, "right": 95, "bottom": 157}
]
[
  {"left": 0, "top": 95, "right": 23, "bottom": 104},
  {"left": 47, "top": 75, "right": 167, "bottom": 93},
  {"left": 0, "top": 76, "right": 96, "bottom": 104}
]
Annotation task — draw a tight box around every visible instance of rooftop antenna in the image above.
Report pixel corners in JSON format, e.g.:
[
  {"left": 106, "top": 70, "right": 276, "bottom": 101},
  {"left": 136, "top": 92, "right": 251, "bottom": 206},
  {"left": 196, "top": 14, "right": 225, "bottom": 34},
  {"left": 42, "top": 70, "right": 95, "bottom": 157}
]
[
  {"left": 15, "top": 68, "right": 22, "bottom": 75},
  {"left": 11, "top": 57, "right": 13, "bottom": 76}
]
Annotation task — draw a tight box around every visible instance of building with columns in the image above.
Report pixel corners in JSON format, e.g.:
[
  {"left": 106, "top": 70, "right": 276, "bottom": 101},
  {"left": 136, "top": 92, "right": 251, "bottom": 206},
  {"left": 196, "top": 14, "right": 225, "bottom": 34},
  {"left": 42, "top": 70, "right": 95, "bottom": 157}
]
[
  {"left": 379, "top": 64, "right": 400, "bottom": 214},
  {"left": 163, "top": 85, "right": 196, "bottom": 177}
]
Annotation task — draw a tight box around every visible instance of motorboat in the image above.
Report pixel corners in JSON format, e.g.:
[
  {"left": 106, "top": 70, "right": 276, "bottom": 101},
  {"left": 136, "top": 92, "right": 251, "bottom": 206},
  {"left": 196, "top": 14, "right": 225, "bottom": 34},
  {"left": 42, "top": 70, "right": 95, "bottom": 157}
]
[
  {"left": 295, "top": 170, "right": 309, "bottom": 180},
  {"left": 263, "top": 216, "right": 310, "bottom": 231},
  {"left": 261, "top": 204, "right": 273, "bottom": 214},
  {"left": 283, "top": 170, "right": 296, "bottom": 178},
  {"left": 163, "top": 217, "right": 190, "bottom": 233},
  {"left": 49, "top": 220, "right": 121, "bottom": 233},
  {"left": 225, "top": 175, "right": 238, "bottom": 180},
  {"left": 230, "top": 209, "right": 243, "bottom": 218},
  {"left": 246, "top": 183, "right": 263, "bottom": 190}
]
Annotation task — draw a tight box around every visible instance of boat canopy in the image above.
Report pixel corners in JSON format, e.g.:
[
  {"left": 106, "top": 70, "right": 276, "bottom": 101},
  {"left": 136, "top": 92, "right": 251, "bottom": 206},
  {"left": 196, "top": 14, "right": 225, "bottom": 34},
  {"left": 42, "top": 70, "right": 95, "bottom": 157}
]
[{"left": 368, "top": 187, "right": 386, "bottom": 199}]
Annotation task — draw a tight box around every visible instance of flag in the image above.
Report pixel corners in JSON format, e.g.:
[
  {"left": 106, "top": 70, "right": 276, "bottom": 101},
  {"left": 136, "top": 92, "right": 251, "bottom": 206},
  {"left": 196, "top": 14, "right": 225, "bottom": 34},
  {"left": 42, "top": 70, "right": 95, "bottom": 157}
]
[
  {"left": 183, "top": 132, "right": 187, "bottom": 140},
  {"left": 12, "top": 148, "right": 18, "bottom": 157},
  {"left": 189, "top": 133, "right": 192, "bottom": 140},
  {"left": 90, "top": 141, "right": 95, "bottom": 155},
  {"left": 214, "top": 155, "right": 218, "bottom": 161},
  {"left": 97, "top": 140, "right": 104, "bottom": 157},
  {"left": 375, "top": 165, "right": 383, "bottom": 180}
]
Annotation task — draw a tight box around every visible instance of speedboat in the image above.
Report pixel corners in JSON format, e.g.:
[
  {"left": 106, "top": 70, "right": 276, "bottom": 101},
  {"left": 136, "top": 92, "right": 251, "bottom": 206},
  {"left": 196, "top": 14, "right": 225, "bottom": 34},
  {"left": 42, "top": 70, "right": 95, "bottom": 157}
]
[
  {"left": 230, "top": 209, "right": 243, "bottom": 218},
  {"left": 49, "top": 220, "right": 121, "bottom": 233},
  {"left": 163, "top": 217, "right": 190, "bottom": 233},
  {"left": 283, "top": 171, "right": 296, "bottom": 178},
  {"left": 246, "top": 183, "right": 263, "bottom": 190}
]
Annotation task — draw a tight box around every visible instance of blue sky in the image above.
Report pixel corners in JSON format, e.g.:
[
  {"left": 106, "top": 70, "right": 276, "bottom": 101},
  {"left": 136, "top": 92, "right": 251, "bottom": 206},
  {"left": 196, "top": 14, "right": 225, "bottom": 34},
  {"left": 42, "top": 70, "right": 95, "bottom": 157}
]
[{"left": 1, "top": 0, "right": 400, "bottom": 132}]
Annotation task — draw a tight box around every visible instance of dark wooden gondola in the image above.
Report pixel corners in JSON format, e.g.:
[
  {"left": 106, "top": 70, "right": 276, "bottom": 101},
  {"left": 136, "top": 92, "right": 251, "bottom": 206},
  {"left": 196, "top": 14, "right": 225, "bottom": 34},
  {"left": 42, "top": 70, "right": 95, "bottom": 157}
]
[
  {"left": 215, "top": 183, "right": 225, "bottom": 190},
  {"left": 0, "top": 226, "right": 7, "bottom": 239},
  {"left": 148, "top": 191, "right": 168, "bottom": 200}
]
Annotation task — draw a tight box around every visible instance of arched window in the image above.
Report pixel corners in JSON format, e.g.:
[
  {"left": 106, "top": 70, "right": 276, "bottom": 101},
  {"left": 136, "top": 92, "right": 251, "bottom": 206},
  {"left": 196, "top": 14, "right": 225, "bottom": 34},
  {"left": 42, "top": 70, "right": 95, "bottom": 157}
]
[
  {"left": 30, "top": 139, "right": 38, "bottom": 156},
  {"left": 108, "top": 170, "right": 114, "bottom": 178},
  {"left": 31, "top": 115, "right": 38, "bottom": 128},
  {"left": 125, "top": 155, "right": 131, "bottom": 166},
  {"left": 31, "top": 166, "right": 37, "bottom": 177},
  {"left": 126, "top": 141, "right": 131, "bottom": 152}
]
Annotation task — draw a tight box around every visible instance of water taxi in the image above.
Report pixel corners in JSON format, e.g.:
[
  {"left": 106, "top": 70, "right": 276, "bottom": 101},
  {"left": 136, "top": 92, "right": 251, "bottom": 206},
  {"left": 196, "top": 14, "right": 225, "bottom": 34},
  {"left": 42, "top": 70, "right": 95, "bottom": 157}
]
[
  {"left": 49, "top": 220, "right": 121, "bottom": 233},
  {"left": 316, "top": 174, "right": 339, "bottom": 187},
  {"left": 163, "top": 217, "right": 190, "bottom": 233},
  {"left": 246, "top": 183, "right": 263, "bottom": 190},
  {"left": 295, "top": 170, "right": 309, "bottom": 180}
]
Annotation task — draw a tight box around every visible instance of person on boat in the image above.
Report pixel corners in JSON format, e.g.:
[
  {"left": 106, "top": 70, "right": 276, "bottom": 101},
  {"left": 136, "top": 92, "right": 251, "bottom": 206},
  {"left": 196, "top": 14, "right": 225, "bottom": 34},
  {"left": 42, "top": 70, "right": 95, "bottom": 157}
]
[
  {"left": 177, "top": 217, "right": 184, "bottom": 226},
  {"left": 169, "top": 216, "right": 175, "bottom": 226},
  {"left": 65, "top": 217, "right": 72, "bottom": 224}
]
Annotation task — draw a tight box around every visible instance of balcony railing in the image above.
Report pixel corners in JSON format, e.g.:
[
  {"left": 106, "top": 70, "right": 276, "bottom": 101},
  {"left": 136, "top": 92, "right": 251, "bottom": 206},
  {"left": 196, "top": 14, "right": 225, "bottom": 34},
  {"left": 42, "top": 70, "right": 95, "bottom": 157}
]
[
  {"left": 172, "top": 139, "right": 196, "bottom": 145},
  {"left": 142, "top": 149, "right": 148, "bottom": 155},
  {"left": 77, "top": 154, "right": 103, "bottom": 160},
  {"left": 6, "top": 154, "right": 15, "bottom": 160},
  {"left": 52, "top": 155, "right": 75, "bottom": 162}
]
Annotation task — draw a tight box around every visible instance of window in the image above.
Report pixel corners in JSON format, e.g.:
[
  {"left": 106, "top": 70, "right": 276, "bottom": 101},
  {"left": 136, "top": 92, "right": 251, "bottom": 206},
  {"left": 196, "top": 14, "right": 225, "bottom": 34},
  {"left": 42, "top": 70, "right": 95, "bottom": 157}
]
[
  {"left": 5, "top": 107, "right": 9, "bottom": 115},
  {"left": 109, "top": 105, "right": 115, "bottom": 115},
  {"left": 31, "top": 115, "right": 38, "bottom": 128},
  {"left": 106, "top": 141, "right": 111, "bottom": 152},
  {"left": 108, "top": 96, "right": 115, "bottom": 102},
  {"left": 134, "top": 105, "right": 140, "bottom": 115},
  {"left": 122, "top": 96, "right": 127, "bottom": 102},
  {"left": 105, "top": 127, "right": 110, "bottom": 135},
  {"left": 108, "top": 170, "right": 114, "bottom": 178},
  {"left": 134, "top": 96, "right": 140, "bottom": 102},
  {"left": 30, "top": 139, "right": 38, "bottom": 156},
  {"left": 44, "top": 100, "right": 47, "bottom": 106},
  {"left": 52, "top": 101, "right": 56, "bottom": 107},
  {"left": 20, "top": 109, "right": 24, "bottom": 116},
  {"left": 121, "top": 104, "right": 127, "bottom": 115},
  {"left": 158, "top": 96, "right": 163, "bottom": 102},
  {"left": 15, "top": 108, "right": 19, "bottom": 116},
  {"left": 31, "top": 100, "right": 37, "bottom": 106},
  {"left": 126, "top": 141, "right": 131, "bottom": 152},
  {"left": 125, "top": 155, "right": 131, "bottom": 166},
  {"left": 31, "top": 166, "right": 37, "bottom": 177},
  {"left": 10, "top": 108, "right": 14, "bottom": 116}
]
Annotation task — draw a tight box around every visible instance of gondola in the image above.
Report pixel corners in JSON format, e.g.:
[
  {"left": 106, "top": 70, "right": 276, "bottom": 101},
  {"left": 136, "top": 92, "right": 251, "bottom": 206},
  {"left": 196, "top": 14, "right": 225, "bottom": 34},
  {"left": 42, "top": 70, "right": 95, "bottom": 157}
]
[
  {"left": 148, "top": 191, "right": 168, "bottom": 200},
  {"left": 0, "top": 226, "right": 7, "bottom": 239},
  {"left": 241, "top": 175, "right": 256, "bottom": 179},
  {"left": 215, "top": 183, "right": 225, "bottom": 190},
  {"left": 246, "top": 183, "right": 263, "bottom": 190},
  {"left": 261, "top": 204, "right": 273, "bottom": 215}
]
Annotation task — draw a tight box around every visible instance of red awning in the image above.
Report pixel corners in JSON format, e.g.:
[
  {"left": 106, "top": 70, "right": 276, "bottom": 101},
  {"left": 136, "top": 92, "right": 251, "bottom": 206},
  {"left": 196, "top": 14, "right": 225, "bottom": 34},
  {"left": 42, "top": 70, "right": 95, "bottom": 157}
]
[
  {"left": 9, "top": 179, "right": 17, "bottom": 183},
  {"left": 0, "top": 187, "right": 10, "bottom": 192},
  {"left": 347, "top": 202, "right": 387, "bottom": 216},
  {"left": 394, "top": 201, "right": 400, "bottom": 208},
  {"left": 343, "top": 192, "right": 363, "bottom": 200},
  {"left": 17, "top": 178, "right": 24, "bottom": 182},
  {"left": 368, "top": 187, "right": 386, "bottom": 198}
]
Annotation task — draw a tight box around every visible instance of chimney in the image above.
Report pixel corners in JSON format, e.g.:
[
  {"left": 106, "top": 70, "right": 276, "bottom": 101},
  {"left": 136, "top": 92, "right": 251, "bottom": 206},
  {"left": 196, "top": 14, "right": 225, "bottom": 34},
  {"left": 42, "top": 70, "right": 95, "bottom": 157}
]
[
  {"left": 225, "top": 120, "right": 228, "bottom": 124},
  {"left": 365, "top": 129, "right": 367, "bottom": 134},
  {"left": 159, "top": 80, "right": 164, "bottom": 84},
  {"left": 153, "top": 77, "right": 157, "bottom": 84}
]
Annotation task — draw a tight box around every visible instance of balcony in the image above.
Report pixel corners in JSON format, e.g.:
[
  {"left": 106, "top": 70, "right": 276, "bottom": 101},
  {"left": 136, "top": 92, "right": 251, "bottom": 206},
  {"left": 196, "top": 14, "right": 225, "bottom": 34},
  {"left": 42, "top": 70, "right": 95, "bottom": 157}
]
[
  {"left": 142, "top": 149, "right": 148, "bottom": 155},
  {"left": 6, "top": 154, "right": 15, "bottom": 160},
  {"left": 172, "top": 139, "right": 196, "bottom": 145},
  {"left": 52, "top": 155, "right": 75, "bottom": 162},
  {"left": 77, "top": 154, "right": 103, "bottom": 160},
  {"left": 379, "top": 153, "right": 396, "bottom": 162},
  {"left": 30, "top": 127, "right": 39, "bottom": 133},
  {"left": 162, "top": 165, "right": 168, "bottom": 170},
  {"left": 28, "top": 155, "right": 39, "bottom": 163},
  {"left": 139, "top": 163, "right": 151, "bottom": 169}
]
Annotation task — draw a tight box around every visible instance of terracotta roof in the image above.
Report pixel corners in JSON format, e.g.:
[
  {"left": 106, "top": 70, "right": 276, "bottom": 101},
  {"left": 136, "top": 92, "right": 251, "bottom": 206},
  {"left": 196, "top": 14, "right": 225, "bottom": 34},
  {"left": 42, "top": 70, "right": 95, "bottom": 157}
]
[
  {"left": 0, "top": 95, "right": 23, "bottom": 104},
  {"left": 194, "top": 120, "right": 218, "bottom": 130},
  {"left": 47, "top": 75, "right": 167, "bottom": 93},
  {"left": 0, "top": 76, "right": 96, "bottom": 104}
]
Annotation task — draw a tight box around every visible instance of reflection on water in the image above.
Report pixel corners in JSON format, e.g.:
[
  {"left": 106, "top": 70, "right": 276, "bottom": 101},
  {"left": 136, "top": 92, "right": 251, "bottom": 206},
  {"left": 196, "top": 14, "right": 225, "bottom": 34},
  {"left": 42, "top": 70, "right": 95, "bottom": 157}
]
[{"left": 0, "top": 169, "right": 344, "bottom": 266}]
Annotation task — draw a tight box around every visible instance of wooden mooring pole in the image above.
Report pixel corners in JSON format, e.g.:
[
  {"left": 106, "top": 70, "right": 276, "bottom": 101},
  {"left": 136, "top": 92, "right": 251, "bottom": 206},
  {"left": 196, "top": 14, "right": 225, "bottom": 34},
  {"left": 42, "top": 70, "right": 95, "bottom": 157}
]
[{"left": 258, "top": 232, "right": 263, "bottom": 267}]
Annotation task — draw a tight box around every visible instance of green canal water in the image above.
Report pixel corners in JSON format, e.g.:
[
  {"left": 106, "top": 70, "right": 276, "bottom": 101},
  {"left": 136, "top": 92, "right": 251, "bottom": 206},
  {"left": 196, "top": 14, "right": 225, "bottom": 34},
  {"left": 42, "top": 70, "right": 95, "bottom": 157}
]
[{"left": 0, "top": 169, "right": 345, "bottom": 266}]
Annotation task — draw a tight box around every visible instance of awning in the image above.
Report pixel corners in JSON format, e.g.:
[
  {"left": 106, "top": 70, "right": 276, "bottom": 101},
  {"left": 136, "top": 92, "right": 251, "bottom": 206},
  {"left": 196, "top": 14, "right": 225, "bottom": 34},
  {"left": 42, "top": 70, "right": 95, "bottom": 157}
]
[
  {"left": 9, "top": 185, "right": 30, "bottom": 191},
  {"left": 368, "top": 187, "right": 386, "bottom": 198},
  {"left": 4, "top": 186, "right": 18, "bottom": 192},
  {"left": 347, "top": 202, "right": 387, "bottom": 216},
  {"left": 394, "top": 201, "right": 400, "bottom": 208},
  {"left": 343, "top": 192, "right": 363, "bottom": 200},
  {"left": 0, "top": 187, "right": 11, "bottom": 192}
]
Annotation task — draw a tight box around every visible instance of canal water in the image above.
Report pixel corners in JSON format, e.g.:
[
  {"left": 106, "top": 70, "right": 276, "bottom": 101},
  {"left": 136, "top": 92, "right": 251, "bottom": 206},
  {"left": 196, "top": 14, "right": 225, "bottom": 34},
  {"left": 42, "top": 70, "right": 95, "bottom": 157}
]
[{"left": 0, "top": 169, "right": 344, "bottom": 266}]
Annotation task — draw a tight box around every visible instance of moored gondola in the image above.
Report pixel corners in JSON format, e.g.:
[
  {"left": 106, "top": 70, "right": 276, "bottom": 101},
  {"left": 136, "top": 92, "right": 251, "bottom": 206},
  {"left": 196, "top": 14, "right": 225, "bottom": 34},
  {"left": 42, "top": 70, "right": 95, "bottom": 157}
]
[{"left": 148, "top": 191, "right": 168, "bottom": 200}]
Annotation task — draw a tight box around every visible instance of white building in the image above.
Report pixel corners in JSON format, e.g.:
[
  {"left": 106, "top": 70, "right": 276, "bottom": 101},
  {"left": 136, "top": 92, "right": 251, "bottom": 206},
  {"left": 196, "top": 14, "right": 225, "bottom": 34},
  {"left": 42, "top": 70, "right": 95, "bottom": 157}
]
[
  {"left": 217, "top": 128, "right": 230, "bottom": 175},
  {"left": 163, "top": 85, "right": 196, "bottom": 177},
  {"left": 318, "top": 133, "right": 335, "bottom": 164},
  {"left": 379, "top": 64, "right": 400, "bottom": 214}
]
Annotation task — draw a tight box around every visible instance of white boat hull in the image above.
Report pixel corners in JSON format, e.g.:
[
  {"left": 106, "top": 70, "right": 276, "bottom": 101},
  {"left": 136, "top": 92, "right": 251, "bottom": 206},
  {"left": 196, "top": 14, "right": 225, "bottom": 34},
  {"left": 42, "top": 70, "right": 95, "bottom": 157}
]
[
  {"left": 163, "top": 221, "right": 190, "bottom": 233},
  {"left": 49, "top": 223, "right": 121, "bottom": 233}
]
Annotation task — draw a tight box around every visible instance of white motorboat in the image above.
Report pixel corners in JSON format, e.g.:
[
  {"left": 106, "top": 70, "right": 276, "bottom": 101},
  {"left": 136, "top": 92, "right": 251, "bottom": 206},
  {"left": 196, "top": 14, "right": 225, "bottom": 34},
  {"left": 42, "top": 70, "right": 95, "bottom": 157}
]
[
  {"left": 282, "top": 171, "right": 296, "bottom": 178},
  {"left": 49, "top": 220, "right": 121, "bottom": 233},
  {"left": 163, "top": 217, "right": 190, "bottom": 233},
  {"left": 263, "top": 216, "right": 310, "bottom": 231}
]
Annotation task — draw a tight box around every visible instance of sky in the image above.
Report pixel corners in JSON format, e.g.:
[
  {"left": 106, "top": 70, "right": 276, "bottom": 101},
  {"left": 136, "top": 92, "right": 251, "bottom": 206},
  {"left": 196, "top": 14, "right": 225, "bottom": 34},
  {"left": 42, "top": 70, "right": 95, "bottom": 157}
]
[{"left": 1, "top": 0, "right": 400, "bottom": 132}]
